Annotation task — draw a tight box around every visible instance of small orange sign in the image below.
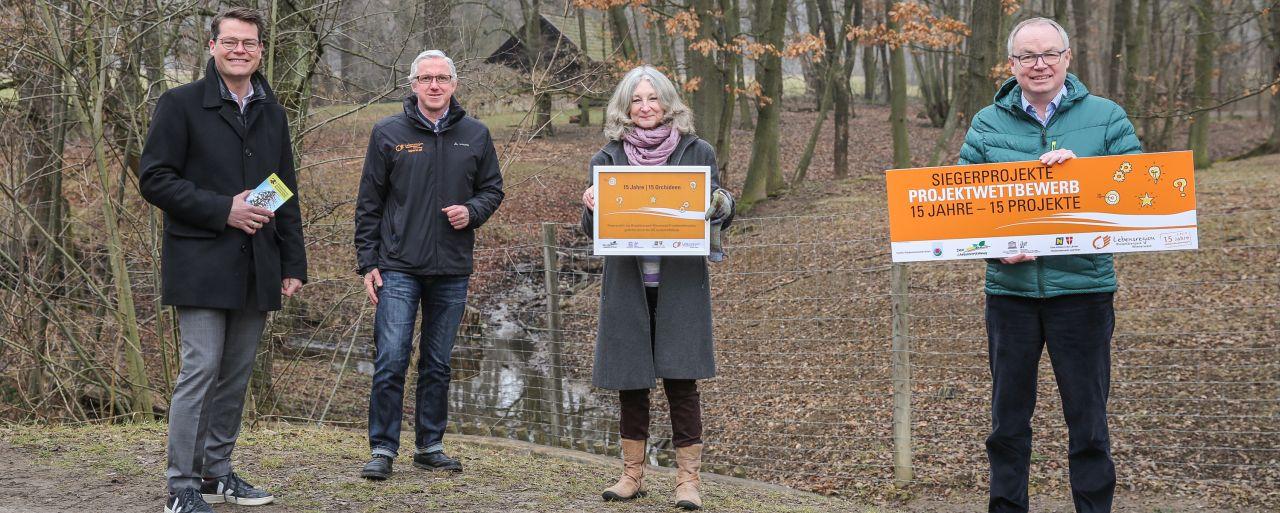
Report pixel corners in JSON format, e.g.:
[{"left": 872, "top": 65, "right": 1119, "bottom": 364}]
[
  {"left": 886, "top": 151, "right": 1198, "bottom": 262},
  {"left": 593, "top": 166, "right": 710, "bottom": 256}
]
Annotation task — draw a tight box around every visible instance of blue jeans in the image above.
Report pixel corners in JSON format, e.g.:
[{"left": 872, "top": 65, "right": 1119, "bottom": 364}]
[{"left": 368, "top": 271, "right": 470, "bottom": 458}]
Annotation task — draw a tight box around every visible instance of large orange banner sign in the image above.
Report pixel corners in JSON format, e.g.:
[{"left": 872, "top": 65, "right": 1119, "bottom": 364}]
[
  {"left": 886, "top": 151, "right": 1198, "bottom": 262},
  {"left": 593, "top": 165, "right": 711, "bottom": 256}
]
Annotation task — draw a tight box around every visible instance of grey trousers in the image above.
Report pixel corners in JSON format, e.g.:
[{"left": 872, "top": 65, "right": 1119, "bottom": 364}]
[{"left": 166, "top": 290, "right": 267, "bottom": 491}]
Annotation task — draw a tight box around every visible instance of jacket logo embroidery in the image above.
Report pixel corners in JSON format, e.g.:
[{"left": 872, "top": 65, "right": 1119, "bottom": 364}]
[
  {"left": 453, "top": 142, "right": 470, "bottom": 147},
  {"left": 395, "top": 142, "right": 424, "bottom": 153}
]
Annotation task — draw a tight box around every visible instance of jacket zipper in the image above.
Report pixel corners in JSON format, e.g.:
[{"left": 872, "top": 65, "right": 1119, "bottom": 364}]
[
  {"left": 1037, "top": 258, "right": 1046, "bottom": 298},
  {"left": 1004, "top": 92, "right": 1072, "bottom": 298}
]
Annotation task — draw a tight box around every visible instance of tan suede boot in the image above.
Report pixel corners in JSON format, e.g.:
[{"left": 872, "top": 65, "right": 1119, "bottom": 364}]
[
  {"left": 602, "top": 438, "right": 647, "bottom": 501},
  {"left": 674, "top": 444, "right": 704, "bottom": 510}
]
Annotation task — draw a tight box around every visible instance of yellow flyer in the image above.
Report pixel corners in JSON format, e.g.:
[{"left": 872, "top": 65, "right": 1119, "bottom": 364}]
[
  {"left": 593, "top": 165, "right": 711, "bottom": 256},
  {"left": 246, "top": 173, "right": 294, "bottom": 212},
  {"left": 886, "top": 151, "right": 1198, "bottom": 262}
]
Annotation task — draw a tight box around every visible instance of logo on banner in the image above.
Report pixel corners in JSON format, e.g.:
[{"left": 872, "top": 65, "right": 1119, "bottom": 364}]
[
  {"left": 956, "top": 241, "right": 989, "bottom": 256},
  {"left": 602, "top": 241, "right": 618, "bottom": 249},
  {"left": 1092, "top": 235, "right": 1112, "bottom": 249},
  {"left": 1114, "top": 234, "right": 1157, "bottom": 249},
  {"left": 1160, "top": 231, "right": 1195, "bottom": 247},
  {"left": 932, "top": 243, "right": 944, "bottom": 257}
]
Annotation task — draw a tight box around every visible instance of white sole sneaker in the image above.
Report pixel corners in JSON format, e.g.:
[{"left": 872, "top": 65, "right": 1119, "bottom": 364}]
[{"left": 201, "top": 493, "right": 274, "bottom": 506}]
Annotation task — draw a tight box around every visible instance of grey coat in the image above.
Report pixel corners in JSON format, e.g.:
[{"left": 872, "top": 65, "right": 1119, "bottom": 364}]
[{"left": 580, "top": 134, "right": 734, "bottom": 390}]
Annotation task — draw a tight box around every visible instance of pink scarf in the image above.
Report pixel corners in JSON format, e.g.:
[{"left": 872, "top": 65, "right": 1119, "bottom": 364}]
[{"left": 622, "top": 123, "right": 681, "bottom": 166}]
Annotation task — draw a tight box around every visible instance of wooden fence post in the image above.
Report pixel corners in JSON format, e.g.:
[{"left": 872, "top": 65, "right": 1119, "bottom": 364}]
[
  {"left": 891, "top": 262, "right": 913, "bottom": 485},
  {"left": 542, "top": 223, "right": 565, "bottom": 439}
]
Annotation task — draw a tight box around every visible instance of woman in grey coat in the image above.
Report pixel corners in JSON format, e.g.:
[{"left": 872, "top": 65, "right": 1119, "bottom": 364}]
[{"left": 580, "top": 65, "right": 734, "bottom": 510}]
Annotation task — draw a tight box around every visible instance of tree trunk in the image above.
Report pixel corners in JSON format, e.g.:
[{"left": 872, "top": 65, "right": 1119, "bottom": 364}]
[
  {"left": 417, "top": 0, "right": 452, "bottom": 52},
  {"left": 15, "top": 53, "right": 66, "bottom": 407},
  {"left": 1119, "top": 0, "right": 1148, "bottom": 122},
  {"left": 1106, "top": 0, "right": 1132, "bottom": 97},
  {"left": 801, "top": 0, "right": 824, "bottom": 110},
  {"left": 1267, "top": 0, "right": 1280, "bottom": 152},
  {"left": 88, "top": 15, "right": 153, "bottom": 419},
  {"left": 714, "top": 0, "right": 743, "bottom": 181},
  {"left": 792, "top": 59, "right": 837, "bottom": 184},
  {"left": 736, "top": 59, "right": 755, "bottom": 129},
  {"left": 963, "top": 0, "right": 1002, "bottom": 126},
  {"left": 863, "top": 44, "right": 878, "bottom": 101},
  {"left": 608, "top": 6, "right": 638, "bottom": 61},
  {"left": 1053, "top": 0, "right": 1069, "bottom": 22},
  {"left": 742, "top": 0, "right": 789, "bottom": 206},
  {"left": 1187, "top": 0, "right": 1215, "bottom": 169},
  {"left": 691, "top": 0, "right": 726, "bottom": 145},
  {"left": 1139, "top": 0, "right": 1162, "bottom": 147},
  {"left": 521, "top": 0, "right": 553, "bottom": 136},
  {"left": 886, "top": 0, "right": 910, "bottom": 168},
  {"left": 813, "top": 0, "right": 844, "bottom": 177},
  {"left": 878, "top": 44, "right": 891, "bottom": 104},
  {"left": 268, "top": 0, "right": 327, "bottom": 142},
  {"left": 577, "top": 7, "right": 591, "bottom": 127},
  {"left": 1070, "top": 0, "right": 1092, "bottom": 86}
]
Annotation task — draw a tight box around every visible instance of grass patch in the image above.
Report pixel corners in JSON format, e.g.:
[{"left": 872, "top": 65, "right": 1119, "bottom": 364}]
[{"left": 1, "top": 422, "right": 876, "bottom": 512}]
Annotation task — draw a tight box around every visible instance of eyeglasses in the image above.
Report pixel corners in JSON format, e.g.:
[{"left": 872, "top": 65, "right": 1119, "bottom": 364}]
[
  {"left": 215, "top": 38, "right": 261, "bottom": 52},
  {"left": 413, "top": 74, "right": 454, "bottom": 85},
  {"left": 1011, "top": 49, "right": 1067, "bottom": 67}
]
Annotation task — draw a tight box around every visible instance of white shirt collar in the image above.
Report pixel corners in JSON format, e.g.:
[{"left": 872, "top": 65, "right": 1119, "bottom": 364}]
[
  {"left": 1021, "top": 86, "right": 1066, "bottom": 125},
  {"left": 228, "top": 82, "right": 254, "bottom": 112}
]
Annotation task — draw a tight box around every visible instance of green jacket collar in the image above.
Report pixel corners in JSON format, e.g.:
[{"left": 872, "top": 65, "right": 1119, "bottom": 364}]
[{"left": 993, "top": 73, "right": 1089, "bottom": 118}]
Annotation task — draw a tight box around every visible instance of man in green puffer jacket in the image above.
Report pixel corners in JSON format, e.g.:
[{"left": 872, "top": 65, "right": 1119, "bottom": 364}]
[{"left": 958, "top": 17, "right": 1141, "bottom": 513}]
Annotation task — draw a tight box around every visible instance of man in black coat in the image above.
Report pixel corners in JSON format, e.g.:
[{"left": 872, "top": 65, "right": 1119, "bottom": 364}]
[
  {"left": 138, "top": 8, "right": 306, "bottom": 513},
  {"left": 354, "top": 50, "right": 504, "bottom": 480}
]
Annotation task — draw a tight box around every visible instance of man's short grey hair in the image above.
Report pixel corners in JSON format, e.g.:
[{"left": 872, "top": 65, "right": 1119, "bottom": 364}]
[
  {"left": 1007, "top": 17, "right": 1071, "bottom": 56},
  {"left": 603, "top": 65, "right": 695, "bottom": 141},
  {"left": 407, "top": 50, "right": 457, "bottom": 84}
]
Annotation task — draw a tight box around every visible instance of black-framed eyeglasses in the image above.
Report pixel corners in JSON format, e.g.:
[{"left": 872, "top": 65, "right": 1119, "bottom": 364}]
[
  {"left": 215, "top": 38, "right": 261, "bottom": 52},
  {"left": 413, "top": 74, "right": 454, "bottom": 85},
  {"left": 1011, "top": 49, "right": 1068, "bottom": 67}
]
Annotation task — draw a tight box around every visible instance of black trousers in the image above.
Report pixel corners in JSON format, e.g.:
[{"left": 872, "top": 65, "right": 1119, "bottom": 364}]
[
  {"left": 985, "top": 292, "right": 1116, "bottom": 513},
  {"left": 617, "top": 286, "right": 704, "bottom": 448}
]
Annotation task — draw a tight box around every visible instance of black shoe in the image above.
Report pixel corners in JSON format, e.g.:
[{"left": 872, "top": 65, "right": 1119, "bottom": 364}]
[
  {"left": 200, "top": 471, "right": 275, "bottom": 506},
  {"left": 361, "top": 455, "right": 393, "bottom": 480},
  {"left": 165, "top": 488, "right": 214, "bottom": 513},
  {"left": 413, "top": 451, "right": 463, "bottom": 472}
]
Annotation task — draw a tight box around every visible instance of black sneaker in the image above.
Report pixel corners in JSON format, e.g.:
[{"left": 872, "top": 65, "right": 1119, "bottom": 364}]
[
  {"left": 201, "top": 471, "right": 275, "bottom": 506},
  {"left": 413, "top": 451, "right": 463, "bottom": 472},
  {"left": 165, "top": 488, "right": 213, "bottom": 513},
  {"left": 361, "top": 455, "right": 393, "bottom": 480}
]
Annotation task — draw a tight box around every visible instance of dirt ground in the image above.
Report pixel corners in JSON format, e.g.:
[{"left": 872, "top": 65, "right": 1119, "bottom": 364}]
[{"left": 0, "top": 422, "right": 1257, "bottom": 512}]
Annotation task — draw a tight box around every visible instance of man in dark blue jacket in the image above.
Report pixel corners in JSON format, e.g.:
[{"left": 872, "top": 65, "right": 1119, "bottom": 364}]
[
  {"left": 354, "top": 50, "right": 504, "bottom": 480},
  {"left": 139, "top": 8, "right": 306, "bottom": 513}
]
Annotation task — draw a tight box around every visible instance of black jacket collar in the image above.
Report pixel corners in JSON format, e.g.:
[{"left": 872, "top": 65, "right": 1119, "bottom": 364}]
[
  {"left": 201, "top": 58, "right": 277, "bottom": 109},
  {"left": 401, "top": 95, "right": 467, "bottom": 132}
]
